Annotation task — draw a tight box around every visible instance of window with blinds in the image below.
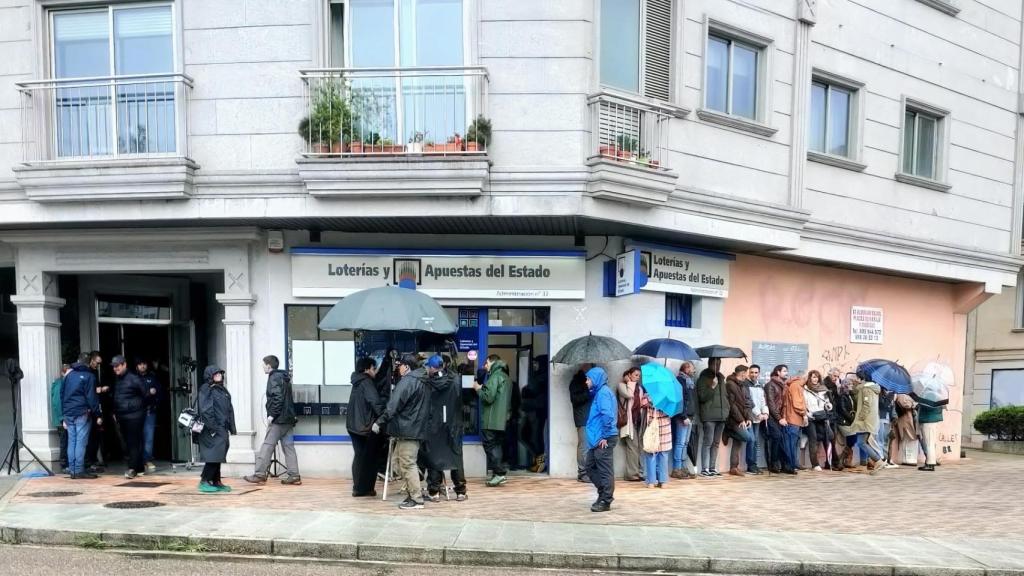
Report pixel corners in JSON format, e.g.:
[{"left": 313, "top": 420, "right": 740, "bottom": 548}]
[
  {"left": 643, "top": 0, "right": 673, "bottom": 101},
  {"left": 599, "top": 0, "right": 674, "bottom": 102}
]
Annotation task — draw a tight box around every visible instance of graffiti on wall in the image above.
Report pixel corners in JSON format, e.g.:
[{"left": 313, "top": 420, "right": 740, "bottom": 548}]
[{"left": 759, "top": 280, "right": 869, "bottom": 340}]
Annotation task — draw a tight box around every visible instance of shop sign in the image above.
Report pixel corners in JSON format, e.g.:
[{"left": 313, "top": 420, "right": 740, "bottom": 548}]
[
  {"left": 624, "top": 241, "right": 731, "bottom": 298},
  {"left": 291, "top": 248, "right": 586, "bottom": 299},
  {"left": 850, "top": 306, "right": 884, "bottom": 344},
  {"left": 752, "top": 341, "right": 809, "bottom": 382},
  {"left": 614, "top": 249, "right": 647, "bottom": 296}
]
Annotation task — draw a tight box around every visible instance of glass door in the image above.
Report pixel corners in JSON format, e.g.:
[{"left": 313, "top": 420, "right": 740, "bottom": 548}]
[{"left": 169, "top": 320, "right": 196, "bottom": 462}]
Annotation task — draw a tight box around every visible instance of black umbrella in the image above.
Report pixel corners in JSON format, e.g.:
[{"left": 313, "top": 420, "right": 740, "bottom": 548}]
[
  {"left": 552, "top": 333, "right": 633, "bottom": 365},
  {"left": 695, "top": 344, "right": 747, "bottom": 359}
]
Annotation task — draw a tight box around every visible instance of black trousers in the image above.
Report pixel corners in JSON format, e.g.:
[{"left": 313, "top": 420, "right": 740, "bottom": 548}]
[
  {"left": 481, "top": 429, "right": 507, "bottom": 476},
  {"left": 118, "top": 415, "right": 146, "bottom": 474},
  {"left": 201, "top": 462, "right": 221, "bottom": 484},
  {"left": 427, "top": 458, "right": 467, "bottom": 496},
  {"left": 767, "top": 419, "right": 785, "bottom": 471},
  {"left": 56, "top": 426, "right": 68, "bottom": 468},
  {"left": 587, "top": 436, "right": 617, "bottom": 505},
  {"left": 350, "top": 432, "right": 385, "bottom": 495}
]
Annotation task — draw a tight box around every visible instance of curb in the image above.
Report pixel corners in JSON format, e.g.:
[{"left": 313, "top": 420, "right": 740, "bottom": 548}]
[{"left": 1, "top": 525, "right": 1020, "bottom": 576}]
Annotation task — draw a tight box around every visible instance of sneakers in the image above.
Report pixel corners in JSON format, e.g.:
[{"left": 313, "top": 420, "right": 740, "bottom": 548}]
[
  {"left": 670, "top": 469, "right": 685, "bottom": 480},
  {"left": 198, "top": 481, "right": 221, "bottom": 494},
  {"left": 710, "top": 469, "right": 722, "bottom": 477},
  {"left": 590, "top": 501, "right": 611, "bottom": 513},
  {"left": 124, "top": 469, "right": 137, "bottom": 480},
  {"left": 243, "top": 474, "right": 268, "bottom": 484},
  {"left": 812, "top": 466, "right": 823, "bottom": 472},
  {"left": 699, "top": 470, "right": 712, "bottom": 477},
  {"left": 455, "top": 493, "right": 468, "bottom": 502},
  {"left": 427, "top": 493, "right": 441, "bottom": 503},
  {"left": 918, "top": 464, "right": 936, "bottom": 472},
  {"left": 145, "top": 462, "right": 157, "bottom": 473},
  {"left": 486, "top": 475, "right": 507, "bottom": 487},
  {"left": 281, "top": 475, "right": 303, "bottom": 486},
  {"left": 747, "top": 467, "right": 763, "bottom": 476},
  {"left": 885, "top": 462, "right": 900, "bottom": 469},
  {"left": 398, "top": 498, "right": 425, "bottom": 510},
  {"left": 213, "top": 482, "right": 232, "bottom": 493}
]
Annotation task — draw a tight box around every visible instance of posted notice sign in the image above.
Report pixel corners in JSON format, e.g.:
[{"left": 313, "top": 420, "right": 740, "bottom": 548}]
[
  {"left": 291, "top": 248, "right": 586, "bottom": 299},
  {"left": 850, "top": 306, "right": 884, "bottom": 344}
]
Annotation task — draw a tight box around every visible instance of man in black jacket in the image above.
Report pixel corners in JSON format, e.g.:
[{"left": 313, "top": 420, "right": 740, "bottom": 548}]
[
  {"left": 373, "top": 354, "right": 428, "bottom": 510},
  {"left": 112, "top": 355, "right": 148, "bottom": 479},
  {"left": 348, "top": 357, "right": 385, "bottom": 497},
  {"left": 245, "top": 355, "right": 301, "bottom": 485},
  {"left": 422, "top": 355, "right": 467, "bottom": 502},
  {"left": 568, "top": 366, "right": 592, "bottom": 482}
]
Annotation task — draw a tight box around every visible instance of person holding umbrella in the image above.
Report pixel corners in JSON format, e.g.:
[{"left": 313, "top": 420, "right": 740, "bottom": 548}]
[
  {"left": 640, "top": 385, "right": 673, "bottom": 488},
  {"left": 912, "top": 361, "right": 951, "bottom": 472},
  {"left": 584, "top": 366, "right": 618, "bottom": 512},
  {"left": 671, "top": 362, "right": 698, "bottom": 479},
  {"left": 697, "top": 358, "right": 729, "bottom": 476}
]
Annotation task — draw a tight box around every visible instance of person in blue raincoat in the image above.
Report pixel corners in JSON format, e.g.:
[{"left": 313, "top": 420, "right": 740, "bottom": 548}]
[{"left": 584, "top": 366, "right": 617, "bottom": 513}]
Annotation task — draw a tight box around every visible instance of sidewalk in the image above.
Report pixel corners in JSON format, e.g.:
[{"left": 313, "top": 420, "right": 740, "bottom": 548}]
[{"left": 2, "top": 451, "right": 1023, "bottom": 575}]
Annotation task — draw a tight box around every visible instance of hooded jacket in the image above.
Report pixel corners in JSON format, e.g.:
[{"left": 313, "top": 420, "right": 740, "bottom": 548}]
[
  {"left": 347, "top": 370, "right": 385, "bottom": 436},
  {"left": 114, "top": 370, "right": 149, "bottom": 419},
  {"left": 61, "top": 363, "right": 101, "bottom": 421},
  {"left": 845, "top": 380, "right": 881, "bottom": 435},
  {"left": 197, "top": 365, "right": 236, "bottom": 464},
  {"left": 696, "top": 369, "right": 729, "bottom": 422},
  {"left": 568, "top": 369, "right": 592, "bottom": 428},
  {"left": 746, "top": 378, "right": 769, "bottom": 422},
  {"left": 480, "top": 360, "right": 512, "bottom": 432},
  {"left": 379, "top": 367, "right": 428, "bottom": 440},
  {"left": 265, "top": 369, "right": 297, "bottom": 426},
  {"left": 584, "top": 367, "right": 617, "bottom": 449},
  {"left": 725, "top": 374, "right": 749, "bottom": 428},
  {"left": 421, "top": 368, "right": 464, "bottom": 470}
]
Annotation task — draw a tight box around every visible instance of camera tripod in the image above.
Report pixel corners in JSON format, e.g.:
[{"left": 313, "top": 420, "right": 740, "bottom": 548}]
[{"left": 2, "top": 376, "right": 53, "bottom": 476}]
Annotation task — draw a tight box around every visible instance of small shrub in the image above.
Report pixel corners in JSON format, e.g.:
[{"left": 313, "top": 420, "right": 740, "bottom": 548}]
[{"left": 973, "top": 405, "right": 1024, "bottom": 441}]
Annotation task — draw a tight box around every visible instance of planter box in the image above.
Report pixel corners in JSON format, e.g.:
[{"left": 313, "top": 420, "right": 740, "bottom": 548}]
[
  {"left": 424, "top": 143, "right": 462, "bottom": 153},
  {"left": 313, "top": 142, "right": 345, "bottom": 155},
  {"left": 982, "top": 440, "right": 1024, "bottom": 455},
  {"left": 598, "top": 145, "right": 637, "bottom": 161},
  {"left": 465, "top": 142, "right": 482, "bottom": 152}
]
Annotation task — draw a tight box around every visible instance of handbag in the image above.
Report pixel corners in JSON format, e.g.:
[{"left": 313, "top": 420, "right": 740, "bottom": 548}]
[
  {"left": 642, "top": 418, "right": 661, "bottom": 453},
  {"left": 616, "top": 398, "right": 628, "bottom": 429},
  {"left": 811, "top": 410, "right": 828, "bottom": 422}
]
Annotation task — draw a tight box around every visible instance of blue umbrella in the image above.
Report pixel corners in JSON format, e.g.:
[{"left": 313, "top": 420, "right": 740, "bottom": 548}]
[
  {"left": 640, "top": 362, "right": 683, "bottom": 417},
  {"left": 856, "top": 359, "right": 912, "bottom": 394},
  {"left": 633, "top": 338, "right": 701, "bottom": 361}
]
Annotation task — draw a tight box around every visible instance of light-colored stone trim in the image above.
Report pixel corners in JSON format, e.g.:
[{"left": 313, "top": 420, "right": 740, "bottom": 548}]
[
  {"left": 296, "top": 156, "right": 490, "bottom": 197},
  {"left": 586, "top": 158, "right": 679, "bottom": 206},
  {"left": 13, "top": 158, "right": 198, "bottom": 202},
  {"left": 807, "top": 151, "right": 867, "bottom": 172},
  {"left": 914, "top": 0, "right": 960, "bottom": 16},
  {"left": 695, "top": 108, "right": 778, "bottom": 137},
  {"left": 894, "top": 171, "right": 953, "bottom": 192}
]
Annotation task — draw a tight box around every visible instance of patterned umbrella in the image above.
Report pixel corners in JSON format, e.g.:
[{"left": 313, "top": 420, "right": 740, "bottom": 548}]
[
  {"left": 318, "top": 286, "right": 457, "bottom": 334},
  {"left": 856, "top": 359, "right": 912, "bottom": 394},
  {"left": 551, "top": 334, "right": 633, "bottom": 365},
  {"left": 633, "top": 338, "right": 701, "bottom": 361},
  {"left": 911, "top": 361, "right": 952, "bottom": 407},
  {"left": 640, "top": 362, "right": 683, "bottom": 417}
]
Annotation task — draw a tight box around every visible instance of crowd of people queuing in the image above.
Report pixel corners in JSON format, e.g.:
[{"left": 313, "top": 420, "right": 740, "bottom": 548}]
[{"left": 580, "top": 361, "right": 946, "bottom": 512}]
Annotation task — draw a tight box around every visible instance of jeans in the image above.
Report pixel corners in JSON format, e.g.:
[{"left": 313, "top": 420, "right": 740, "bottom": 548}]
[
  {"left": 254, "top": 423, "right": 300, "bottom": 478},
  {"left": 644, "top": 450, "right": 669, "bottom": 486},
  {"left": 587, "top": 436, "right": 617, "bottom": 505},
  {"left": 878, "top": 419, "right": 891, "bottom": 461},
  {"left": 700, "top": 421, "right": 725, "bottom": 472},
  {"left": 672, "top": 419, "right": 692, "bottom": 470},
  {"left": 783, "top": 424, "right": 801, "bottom": 471},
  {"left": 729, "top": 425, "right": 754, "bottom": 469},
  {"left": 848, "top": 432, "right": 880, "bottom": 463},
  {"left": 143, "top": 410, "right": 157, "bottom": 463},
  {"left": 66, "top": 415, "right": 91, "bottom": 476},
  {"left": 746, "top": 422, "right": 761, "bottom": 470},
  {"left": 350, "top": 432, "right": 385, "bottom": 495},
  {"left": 118, "top": 415, "right": 146, "bottom": 474},
  {"left": 482, "top": 429, "right": 507, "bottom": 476}
]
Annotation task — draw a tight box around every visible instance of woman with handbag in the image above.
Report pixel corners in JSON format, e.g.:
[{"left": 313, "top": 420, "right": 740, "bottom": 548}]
[
  {"left": 640, "top": 389, "right": 672, "bottom": 488},
  {"left": 802, "top": 370, "right": 833, "bottom": 471},
  {"left": 616, "top": 368, "right": 643, "bottom": 482},
  {"left": 196, "top": 365, "right": 236, "bottom": 493}
]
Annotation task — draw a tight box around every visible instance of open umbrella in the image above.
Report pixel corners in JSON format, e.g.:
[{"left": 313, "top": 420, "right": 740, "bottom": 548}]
[
  {"left": 856, "top": 359, "right": 912, "bottom": 394},
  {"left": 633, "top": 338, "right": 701, "bottom": 361},
  {"left": 695, "top": 345, "right": 747, "bottom": 359},
  {"left": 318, "top": 285, "right": 457, "bottom": 334},
  {"left": 640, "top": 362, "right": 683, "bottom": 417},
  {"left": 552, "top": 334, "right": 633, "bottom": 365},
  {"left": 911, "top": 361, "right": 952, "bottom": 407}
]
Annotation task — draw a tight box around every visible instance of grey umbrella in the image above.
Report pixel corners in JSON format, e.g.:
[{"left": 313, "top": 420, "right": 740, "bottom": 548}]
[
  {"left": 551, "top": 333, "right": 633, "bottom": 365},
  {"left": 695, "top": 344, "right": 747, "bottom": 359},
  {"left": 318, "top": 286, "right": 457, "bottom": 334}
]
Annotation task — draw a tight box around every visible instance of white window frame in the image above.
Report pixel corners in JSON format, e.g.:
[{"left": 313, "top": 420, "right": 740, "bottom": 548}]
[
  {"left": 897, "top": 96, "right": 952, "bottom": 192},
  {"left": 593, "top": 0, "right": 681, "bottom": 105},
  {"left": 1015, "top": 271, "right": 1024, "bottom": 331},
  {"left": 807, "top": 69, "right": 866, "bottom": 172},
  {"left": 697, "top": 16, "right": 776, "bottom": 137}
]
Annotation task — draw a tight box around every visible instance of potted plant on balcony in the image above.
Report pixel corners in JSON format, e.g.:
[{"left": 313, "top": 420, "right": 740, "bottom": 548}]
[
  {"left": 408, "top": 131, "right": 427, "bottom": 154},
  {"left": 351, "top": 131, "right": 380, "bottom": 155},
  {"left": 615, "top": 134, "right": 638, "bottom": 161},
  {"left": 378, "top": 137, "right": 404, "bottom": 154},
  {"left": 635, "top": 149, "right": 660, "bottom": 169},
  {"left": 465, "top": 115, "right": 491, "bottom": 151},
  {"left": 298, "top": 81, "right": 354, "bottom": 155},
  {"left": 426, "top": 134, "right": 463, "bottom": 153}
]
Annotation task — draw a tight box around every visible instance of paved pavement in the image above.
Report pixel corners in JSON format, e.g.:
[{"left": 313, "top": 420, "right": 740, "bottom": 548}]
[{"left": 1, "top": 450, "right": 1022, "bottom": 575}]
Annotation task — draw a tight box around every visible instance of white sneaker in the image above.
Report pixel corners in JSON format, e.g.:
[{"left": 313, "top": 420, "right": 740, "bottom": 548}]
[
  {"left": 812, "top": 466, "right": 822, "bottom": 472},
  {"left": 145, "top": 462, "right": 157, "bottom": 473},
  {"left": 885, "top": 462, "right": 900, "bottom": 469}
]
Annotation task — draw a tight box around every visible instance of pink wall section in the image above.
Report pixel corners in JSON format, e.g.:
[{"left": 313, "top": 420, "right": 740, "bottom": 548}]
[{"left": 722, "top": 254, "right": 966, "bottom": 461}]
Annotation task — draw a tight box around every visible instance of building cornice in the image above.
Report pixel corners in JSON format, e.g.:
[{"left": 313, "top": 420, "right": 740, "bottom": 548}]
[
  {"left": 668, "top": 185, "right": 811, "bottom": 235},
  {"left": 0, "top": 227, "right": 264, "bottom": 245}
]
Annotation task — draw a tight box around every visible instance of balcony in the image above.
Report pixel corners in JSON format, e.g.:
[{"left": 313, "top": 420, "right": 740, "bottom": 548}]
[
  {"left": 13, "top": 73, "right": 197, "bottom": 202},
  {"left": 295, "top": 66, "right": 490, "bottom": 198},
  {"left": 587, "top": 91, "right": 679, "bottom": 206}
]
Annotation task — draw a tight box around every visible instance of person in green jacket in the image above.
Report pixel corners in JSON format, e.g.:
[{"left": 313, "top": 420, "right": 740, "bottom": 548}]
[
  {"left": 918, "top": 404, "right": 944, "bottom": 472},
  {"left": 696, "top": 358, "right": 730, "bottom": 476},
  {"left": 50, "top": 363, "right": 71, "bottom": 473},
  {"left": 474, "top": 355, "right": 511, "bottom": 487}
]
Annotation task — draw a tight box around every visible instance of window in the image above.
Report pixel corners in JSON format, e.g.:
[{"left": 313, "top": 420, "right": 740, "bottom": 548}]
[
  {"left": 705, "top": 34, "right": 758, "bottom": 120},
  {"left": 599, "top": 0, "right": 673, "bottom": 101},
  {"left": 898, "top": 97, "right": 951, "bottom": 190},
  {"left": 991, "top": 369, "right": 1024, "bottom": 408},
  {"left": 665, "top": 294, "right": 693, "bottom": 328},
  {"left": 810, "top": 82, "right": 850, "bottom": 156},
  {"left": 50, "top": 4, "right": 177, "bottom": 157}
]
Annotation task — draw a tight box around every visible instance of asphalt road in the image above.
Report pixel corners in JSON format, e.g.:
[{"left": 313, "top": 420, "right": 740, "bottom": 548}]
[{"left": 0, "top": 545, "right": 651, "bottom": 576}]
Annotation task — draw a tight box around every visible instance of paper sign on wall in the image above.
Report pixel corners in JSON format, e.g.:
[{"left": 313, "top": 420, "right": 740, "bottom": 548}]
[{"left": 850, "top": 306, "right": 884, "bottom": 344}]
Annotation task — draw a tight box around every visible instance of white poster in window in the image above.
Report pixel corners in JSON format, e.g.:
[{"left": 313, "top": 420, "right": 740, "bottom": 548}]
[
  {"left": 850, "top": 306, "right": 884, "bottom": 344},
  {"left": 292, "top": 340, "right": 324, "bottom": 386},
  {"left": 324, "top": 340, "right": 355, "bottom": 386}
]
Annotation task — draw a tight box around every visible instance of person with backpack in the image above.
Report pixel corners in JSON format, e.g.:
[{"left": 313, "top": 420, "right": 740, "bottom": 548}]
[{"left": 616, "top": 367, "right": 643, "bottom": 481}]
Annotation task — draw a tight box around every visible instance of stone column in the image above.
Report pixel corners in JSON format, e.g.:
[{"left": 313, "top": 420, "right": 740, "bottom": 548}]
[
  {"left": 10, "top": 288, "right": 65, "bottom": 467},
  {"left": 216, "top": 293, "right": 257, "bottom": 466},
  {"left": 788, "top": 0, "right": 817, "bottom": 208}
]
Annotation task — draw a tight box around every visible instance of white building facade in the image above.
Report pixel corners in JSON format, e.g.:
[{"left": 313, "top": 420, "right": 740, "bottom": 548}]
[{"left": 0, "top": 0, "right": 1021, "bottom": 477}]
